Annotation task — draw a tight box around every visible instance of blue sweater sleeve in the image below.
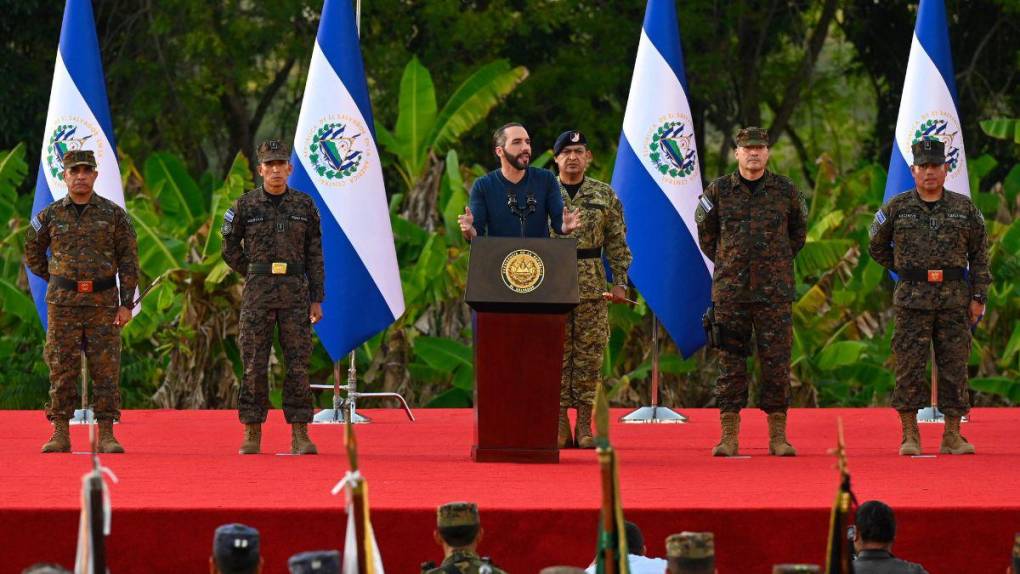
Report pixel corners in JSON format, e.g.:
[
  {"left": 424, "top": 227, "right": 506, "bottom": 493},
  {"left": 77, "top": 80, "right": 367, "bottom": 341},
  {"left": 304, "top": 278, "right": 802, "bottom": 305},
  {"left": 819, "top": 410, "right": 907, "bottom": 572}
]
[
  {"left": 545, "top": 170, "right": 565, "bottom": 235},
  {"left": 469, "top": 176, "right": 488, "bottom": 237}
]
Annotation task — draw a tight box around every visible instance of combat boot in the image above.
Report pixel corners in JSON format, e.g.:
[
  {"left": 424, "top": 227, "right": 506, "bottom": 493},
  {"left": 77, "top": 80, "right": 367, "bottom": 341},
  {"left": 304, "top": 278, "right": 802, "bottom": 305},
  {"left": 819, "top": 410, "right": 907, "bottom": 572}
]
[
  {"left": 898, "top": 410, "right": 921, "bottom": 456},
  {"left": 97, "top": 420, "right": 124, "bottom": 454},
  {"left": 767, "top": 412, "right": 797, "bottom": 456},
  {"left": 239, "top": 423, "right": 261, "bottom": 455},
  {"left": 291, "top": 423, "right": 318, "bottom": 455},
  {"left": 940, "top": 415, "right": 975, "bottom": 455},
  {"left": 575, "top": 404, "right": 595, "bottom": 449},
  {"left": 41, "top": 419, "right": 71, "bottom": 453},
  {"left": 558, "top": 408, "right": 574, "bottom": 449},
  {"left": 712, "top": 412, "right": 740, "bottom": 457}
]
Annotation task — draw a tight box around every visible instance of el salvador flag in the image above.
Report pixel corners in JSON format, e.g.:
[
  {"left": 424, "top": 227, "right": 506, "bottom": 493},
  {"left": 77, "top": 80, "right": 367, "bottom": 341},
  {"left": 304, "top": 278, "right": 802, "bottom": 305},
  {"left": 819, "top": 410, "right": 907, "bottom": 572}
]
[
  {"left": 884, "top": 0, "right": 969, "bottom": 202},
  {"left": 611, "top": 0, "right": 712, "bottom": 357},
  {"left": 289, "top": 0, "right": 405, "bottom": 360},
  {"left": 29, "top": 0, "right": 126, "bottom": 329}
]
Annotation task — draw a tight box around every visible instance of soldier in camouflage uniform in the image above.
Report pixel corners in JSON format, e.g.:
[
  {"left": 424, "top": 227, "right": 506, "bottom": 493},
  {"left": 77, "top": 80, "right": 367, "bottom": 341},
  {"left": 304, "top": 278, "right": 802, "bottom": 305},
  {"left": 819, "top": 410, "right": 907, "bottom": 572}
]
[
  {"left": 869, "top": 138, "right": 989, "bottom": 456},
  {"left": 25, "top": 150, "right": 139, "bottom": 454},
  {"left": 665, "top": 531, "right": 715, "bottom": 574},
  {"left": 695, "top": 127, "right": 807, "bottom": 457},
  {"left": 552, "top": 130, "right": 632, "bottom": 450},
  {"left": 422, "top": 502, "right": 506, "bottom": 574},
  {"left": 222, "top": 140, "right": 325, "bottom": 455}
]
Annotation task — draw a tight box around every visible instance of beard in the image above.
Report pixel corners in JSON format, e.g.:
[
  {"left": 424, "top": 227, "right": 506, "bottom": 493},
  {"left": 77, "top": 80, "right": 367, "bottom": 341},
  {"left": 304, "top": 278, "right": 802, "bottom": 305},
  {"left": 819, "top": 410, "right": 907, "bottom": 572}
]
[{"left": 502, "top": 148, "right": 530, "bottom": 170}]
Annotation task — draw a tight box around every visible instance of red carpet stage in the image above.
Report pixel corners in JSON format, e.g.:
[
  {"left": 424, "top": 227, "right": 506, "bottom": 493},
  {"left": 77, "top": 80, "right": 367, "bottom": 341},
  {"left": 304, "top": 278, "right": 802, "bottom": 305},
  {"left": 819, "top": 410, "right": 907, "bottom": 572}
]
[{"left": 2, "top": 408, "right": 1018, "bottom": 573}]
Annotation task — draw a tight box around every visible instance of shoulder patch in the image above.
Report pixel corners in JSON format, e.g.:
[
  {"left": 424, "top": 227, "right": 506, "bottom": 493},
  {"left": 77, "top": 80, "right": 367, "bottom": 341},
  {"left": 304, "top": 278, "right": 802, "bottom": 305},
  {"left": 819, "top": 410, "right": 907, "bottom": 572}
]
[
  {"left": 698, "top": 195, "right": 714, "bottom": 213},
  {"left": 31, "top": 215, "right": 43, "bottom": 232},
  {"left": 875, "top": 209, "right": 886, "bottom": 225},
  {"left": 224, "top": 208, "right": 235, "bottom": 223}
]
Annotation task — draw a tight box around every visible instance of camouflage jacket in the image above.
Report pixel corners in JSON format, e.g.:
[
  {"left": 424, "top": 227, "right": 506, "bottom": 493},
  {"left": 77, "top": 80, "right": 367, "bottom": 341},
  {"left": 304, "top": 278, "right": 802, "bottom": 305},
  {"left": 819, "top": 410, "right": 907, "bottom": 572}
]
[
  {"left": 868, "top": 188, "right": 990, "bottom": 310},
  {"left": 695, "top": 171, "right": 807, "bottom": 303},
  {"left": 556, "top": 177, "right": 632, "bottom": 300},
  {"left": 24, "top": 192, "right": 139, "bottom": 308},
  {"left": 424, "top": 551, "right": 507, "bottom": 574},
  {"left": 221, "top": 186, "right": 325, "bottom": 309}
]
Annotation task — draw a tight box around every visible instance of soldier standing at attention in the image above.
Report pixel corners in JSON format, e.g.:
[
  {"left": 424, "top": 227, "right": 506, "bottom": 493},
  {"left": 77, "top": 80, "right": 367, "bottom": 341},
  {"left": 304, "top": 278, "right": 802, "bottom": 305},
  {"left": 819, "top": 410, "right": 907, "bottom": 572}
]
[
  {"left": 25, "top": 149, "right": 139, "bottom": 454},
  {"left": 222, "top": 140, "right": 325, "bottom": 455},
  {"left": 695, "top": 127, "right": 807, "bottom": 457},
  {"left": 869, "top": 138, "right": 989, "bottom": 456},
  {"left": 551, "top": 130, "right": 631, "bottom": 449},
  {"left": 422, "top": 502, "right": 507, "bottom": 574}
]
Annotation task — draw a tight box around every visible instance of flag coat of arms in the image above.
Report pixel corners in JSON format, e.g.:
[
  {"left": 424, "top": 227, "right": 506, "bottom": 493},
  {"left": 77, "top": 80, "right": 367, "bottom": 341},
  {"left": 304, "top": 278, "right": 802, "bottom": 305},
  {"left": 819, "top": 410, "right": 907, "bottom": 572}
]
[
  {"left": 611, "top": 0, "right": 711, "bottom": 357},
  {"left": 884, "top": 0, "right": 969, "bottom": 202},
  {"left": 289, "top": 0, "right": 405, "bottom": 359},
  {"left": 29, "top": 0, "right": 126, "bottom": 328}
]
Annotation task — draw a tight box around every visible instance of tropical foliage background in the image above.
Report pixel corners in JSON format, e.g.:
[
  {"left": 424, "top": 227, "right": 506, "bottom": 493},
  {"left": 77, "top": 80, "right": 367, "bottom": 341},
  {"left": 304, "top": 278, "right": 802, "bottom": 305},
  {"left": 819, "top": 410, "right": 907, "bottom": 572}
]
[{"left": 2, "top": 0, "right": 1018, "bottom": 410}]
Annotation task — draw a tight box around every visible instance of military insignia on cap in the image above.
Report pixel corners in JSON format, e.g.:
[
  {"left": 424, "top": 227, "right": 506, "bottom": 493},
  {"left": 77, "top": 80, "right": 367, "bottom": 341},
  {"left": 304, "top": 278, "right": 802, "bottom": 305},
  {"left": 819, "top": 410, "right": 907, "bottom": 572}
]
[
  {"left": 571, "top": 132, "right": 580, "bottom": 142},
  {"left": 501, "top": 250, "right": 545, "bottom": 294}
]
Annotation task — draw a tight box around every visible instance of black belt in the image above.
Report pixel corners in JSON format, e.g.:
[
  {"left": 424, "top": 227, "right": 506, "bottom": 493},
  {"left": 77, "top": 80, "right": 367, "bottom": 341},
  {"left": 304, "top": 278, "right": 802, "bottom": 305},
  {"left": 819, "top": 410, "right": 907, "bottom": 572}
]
[
  {"left": 52, "top": 275, "right": 117, "bottom": 294},
  {"left": 248, "top": 262, "right": 305, "bottom": 276},
  {"left": 898, "top": 267, "right": 966, "bottom": 282},
  {"left": 577, "top": 247, "right": 602, "bottom": 260}
]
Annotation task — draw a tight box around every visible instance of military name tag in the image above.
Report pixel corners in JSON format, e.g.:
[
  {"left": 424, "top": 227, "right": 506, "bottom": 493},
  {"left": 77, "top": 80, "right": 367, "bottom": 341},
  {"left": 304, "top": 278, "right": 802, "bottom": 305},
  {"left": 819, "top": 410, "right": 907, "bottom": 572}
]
[
  {"left": 927, "top": 269, "right": 943, "bottom": 283},
  {"left": 271, "top": 262, "right": 288, "bottom": 275}
]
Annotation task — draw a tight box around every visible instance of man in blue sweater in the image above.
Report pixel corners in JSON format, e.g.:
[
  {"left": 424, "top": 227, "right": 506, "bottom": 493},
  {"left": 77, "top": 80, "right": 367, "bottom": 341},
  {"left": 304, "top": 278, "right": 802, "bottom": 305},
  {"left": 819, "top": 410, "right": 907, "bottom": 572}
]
[{"left": 458, "top": 123, "right": 579, "bottom": 239}]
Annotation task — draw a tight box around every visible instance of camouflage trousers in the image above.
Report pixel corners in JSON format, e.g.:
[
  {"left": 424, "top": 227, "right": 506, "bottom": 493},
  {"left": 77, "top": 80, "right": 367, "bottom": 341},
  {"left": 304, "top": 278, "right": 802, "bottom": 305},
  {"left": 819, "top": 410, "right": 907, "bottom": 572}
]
[
  {"left": 892, "top": 306, "right": 971, "bottom": 417},
  {"left": 44, "top": 305, "right": 121, "bottom": 422},
  {"left": 714, "top": 301, "right": 792, "bottom": 413},
  {"left": 238, "top": 307, "right": 313, "bottom": 424},
  {"left": 561, "top": 297, "right": 609, "bottom": 408}
]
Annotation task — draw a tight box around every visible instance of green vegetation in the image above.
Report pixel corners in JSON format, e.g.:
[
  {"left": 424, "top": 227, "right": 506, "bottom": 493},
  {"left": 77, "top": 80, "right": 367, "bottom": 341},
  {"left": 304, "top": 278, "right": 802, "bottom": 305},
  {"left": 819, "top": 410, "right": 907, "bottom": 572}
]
[{"left": 1, "top": 1, "right": 1017, "bottom": 410}]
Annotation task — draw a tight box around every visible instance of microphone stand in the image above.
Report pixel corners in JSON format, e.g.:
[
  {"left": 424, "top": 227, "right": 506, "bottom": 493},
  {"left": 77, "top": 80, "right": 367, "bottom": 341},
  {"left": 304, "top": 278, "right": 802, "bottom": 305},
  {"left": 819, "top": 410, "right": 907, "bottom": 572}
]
[{"left": 507, "top": 190, "right": 536, "bottom": 238}]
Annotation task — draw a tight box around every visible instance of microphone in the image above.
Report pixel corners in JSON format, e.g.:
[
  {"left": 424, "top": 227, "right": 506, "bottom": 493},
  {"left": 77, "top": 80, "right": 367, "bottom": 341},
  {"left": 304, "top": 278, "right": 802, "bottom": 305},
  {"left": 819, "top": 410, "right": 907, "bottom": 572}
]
[{"left": 526, "top": 192, "right": 537, "bottom": 215}]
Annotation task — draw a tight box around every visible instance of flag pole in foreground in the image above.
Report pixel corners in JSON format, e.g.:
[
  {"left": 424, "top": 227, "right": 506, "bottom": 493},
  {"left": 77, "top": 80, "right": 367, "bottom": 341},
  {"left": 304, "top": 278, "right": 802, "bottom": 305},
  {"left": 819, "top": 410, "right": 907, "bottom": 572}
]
[
  {"left": 613, "top": 0, "right": 709, "bottom": 424},
  {"left": 332, "top": 415, "right": 385, "bottom": 573},
  {"left": 288, "top": 0, "right": 409, "bottom": 424},
  {"left": 594, "top": 384, "right": 630, "bottom": 574},
  {"left": 824, "top": 418, "right": 856, "bottom": 574}
]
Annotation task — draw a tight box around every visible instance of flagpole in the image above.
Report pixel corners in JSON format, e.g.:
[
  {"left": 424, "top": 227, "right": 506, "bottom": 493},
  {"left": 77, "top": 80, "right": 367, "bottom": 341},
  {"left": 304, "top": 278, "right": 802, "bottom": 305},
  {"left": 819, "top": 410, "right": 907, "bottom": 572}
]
[{"left": 619, "top": 314, "right": 688, "bottom": 424}]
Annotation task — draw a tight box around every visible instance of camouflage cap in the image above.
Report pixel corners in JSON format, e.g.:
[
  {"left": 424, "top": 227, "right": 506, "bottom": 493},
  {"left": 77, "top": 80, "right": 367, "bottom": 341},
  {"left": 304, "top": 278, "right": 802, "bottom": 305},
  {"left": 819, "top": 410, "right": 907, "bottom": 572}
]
[
  {"left": 257, "top": 139, "right": 291, "bottom": 163},
  {"left": 212, "top": 523, "right": 260, "bottom": 573},
  {"left": 772, "top": 565, "right": 820, "bottom": 573},
  {"left": 735, "top": 126, "right": 769, "bottom": 147},
  {"left": 666, "top": 532, "right": 714, "bottom": 559},
  {"left": 62, "top": 149, "right": 97, "bottom": 169},
  {"left": 911, "top": 138, "right": 946, "bottom": 166},
  {"left": 437, "top": 501, "right": 480, "bottom": 528},
  {"left": 288, "top": 550, "right": 340, "bottom": 574},
  {"left": 553, "top": 130, "right": 588, "bottom": 156}
]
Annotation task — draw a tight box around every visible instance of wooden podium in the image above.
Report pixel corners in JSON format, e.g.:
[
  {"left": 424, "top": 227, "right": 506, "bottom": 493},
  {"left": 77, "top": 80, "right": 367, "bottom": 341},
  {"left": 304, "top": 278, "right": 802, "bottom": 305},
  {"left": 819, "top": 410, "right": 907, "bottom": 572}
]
[{"left": 465, "top": 237, "right": 579, "bottom": 463}]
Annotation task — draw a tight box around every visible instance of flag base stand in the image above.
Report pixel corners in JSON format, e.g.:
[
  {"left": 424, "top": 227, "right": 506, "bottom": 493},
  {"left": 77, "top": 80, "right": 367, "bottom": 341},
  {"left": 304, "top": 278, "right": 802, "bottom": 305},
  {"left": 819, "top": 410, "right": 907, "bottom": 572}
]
[
  {"left": 916, "top": 407, "right": 968, "bottom": 424},
  {"left": 311, "top": 352, "right": 415, "bottom": 425},
  {"left": 71, "top": 409, "right": 95, "bottom": 425},
  {"left": 619, "top": 405, "right": 687, "bottom": 424},
  {"left": 619, "top": 315, "right": 687, "bottom": 424}
]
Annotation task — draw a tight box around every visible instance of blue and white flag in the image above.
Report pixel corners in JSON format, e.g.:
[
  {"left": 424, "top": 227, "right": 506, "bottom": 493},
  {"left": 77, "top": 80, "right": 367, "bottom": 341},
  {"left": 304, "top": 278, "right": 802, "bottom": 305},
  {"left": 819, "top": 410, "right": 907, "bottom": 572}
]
[
  {"left": 611, "top": 0, "right": 711, "bottom": 357},
  {"left": 289, "top": 0, "right": 405, "bottom": 359},
  {"left": 29, "top": 0, "right": 126, "bottom": 328},
  {"left": 884, "top": 0, "right": 969, "bottom": 202}
]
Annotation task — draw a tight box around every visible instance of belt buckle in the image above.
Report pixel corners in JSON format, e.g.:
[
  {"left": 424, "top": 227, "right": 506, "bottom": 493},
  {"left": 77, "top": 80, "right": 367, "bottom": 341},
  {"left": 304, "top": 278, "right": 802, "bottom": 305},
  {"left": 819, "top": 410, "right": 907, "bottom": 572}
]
[
  {"left": 927, "top": 269, "right": 943, "bottom": 283},
  {"left": 271, "top": 262, "right": 288, "bottom": 275},
  {"left": 77, "top": 280, "right": 94, "bottom": 293}
]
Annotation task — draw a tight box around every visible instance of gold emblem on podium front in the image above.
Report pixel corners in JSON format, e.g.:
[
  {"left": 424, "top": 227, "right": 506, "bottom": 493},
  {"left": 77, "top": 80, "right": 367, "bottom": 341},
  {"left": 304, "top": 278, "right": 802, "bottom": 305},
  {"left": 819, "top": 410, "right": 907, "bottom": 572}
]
[{"left": 500, "top": 249, "right": 545, "bottom": 294}]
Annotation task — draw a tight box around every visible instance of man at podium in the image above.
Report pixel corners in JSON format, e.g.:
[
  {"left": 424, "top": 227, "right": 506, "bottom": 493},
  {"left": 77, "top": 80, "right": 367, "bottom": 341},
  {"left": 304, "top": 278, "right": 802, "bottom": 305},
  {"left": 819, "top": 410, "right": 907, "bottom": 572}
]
[{"left": 458, "top": 123, "right": 579, "bottom": 239}]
